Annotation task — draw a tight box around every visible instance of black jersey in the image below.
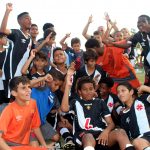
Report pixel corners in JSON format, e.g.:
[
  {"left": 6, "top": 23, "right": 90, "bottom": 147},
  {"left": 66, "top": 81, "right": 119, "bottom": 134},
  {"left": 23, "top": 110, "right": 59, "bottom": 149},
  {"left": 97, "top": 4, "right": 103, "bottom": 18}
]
[
  {"left": 120, "top": 94, "right": 150, "bottom": 140},
  {"left": 70, "top": 97, "right": 110, "bottom": 133},
  {"left": 6, "top": 29, "right": 33, "bottom": 78}
]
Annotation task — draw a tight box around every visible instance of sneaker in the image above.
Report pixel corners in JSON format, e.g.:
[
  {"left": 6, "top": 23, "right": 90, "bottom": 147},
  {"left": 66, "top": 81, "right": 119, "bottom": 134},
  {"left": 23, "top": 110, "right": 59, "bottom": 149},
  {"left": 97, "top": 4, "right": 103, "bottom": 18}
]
[{"left": 63, "top": 140, "right": 75, "bottom": 150}]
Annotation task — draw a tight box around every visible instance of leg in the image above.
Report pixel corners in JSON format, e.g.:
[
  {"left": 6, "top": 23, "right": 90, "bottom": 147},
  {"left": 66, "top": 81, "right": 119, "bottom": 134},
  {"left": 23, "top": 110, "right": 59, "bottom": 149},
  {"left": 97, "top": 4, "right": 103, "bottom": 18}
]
[
  {"left": 108, "top": 129, "right": 134, "bottom": 150},
  {"left": 132, "top": 138, "right": 150, "bottom": 150},
  {"left": 82, "top": 133, "right": 96, "bottom": 150}
]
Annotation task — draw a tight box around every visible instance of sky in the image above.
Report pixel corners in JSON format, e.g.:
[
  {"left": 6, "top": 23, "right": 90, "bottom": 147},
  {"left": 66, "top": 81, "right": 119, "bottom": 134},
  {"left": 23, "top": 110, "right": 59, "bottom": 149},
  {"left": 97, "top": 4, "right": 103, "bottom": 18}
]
[{"left": 0, "top": 0, "right": 150, "bottom": 48}]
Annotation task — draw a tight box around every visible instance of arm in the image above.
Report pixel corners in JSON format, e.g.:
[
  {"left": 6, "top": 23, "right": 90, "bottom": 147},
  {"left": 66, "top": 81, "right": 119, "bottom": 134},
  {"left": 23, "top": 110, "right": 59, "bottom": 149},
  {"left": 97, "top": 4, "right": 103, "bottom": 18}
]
[
  {"left": 82, "top": 15, "right": 93, "bottom": 40},
  {"left": 60, "top": 67, "right": 75, "bottom": 112},
  {"left": 0, "top": 134, "right": 11, "bottom": 150},
  {"left": 96, "top": 116, "right": 115, "bottom": 145},
  {"left": 0, "top": 3, "right": 12, "bottom": 34},
  {"left": 138, "top": 85, "right": 150, "bottom": 94},
  {"left": 60, "top": 33, "right": 71, "bottom": 46},
  {"left": 21, "top": 49, "right": 36, "bottom": 75}
]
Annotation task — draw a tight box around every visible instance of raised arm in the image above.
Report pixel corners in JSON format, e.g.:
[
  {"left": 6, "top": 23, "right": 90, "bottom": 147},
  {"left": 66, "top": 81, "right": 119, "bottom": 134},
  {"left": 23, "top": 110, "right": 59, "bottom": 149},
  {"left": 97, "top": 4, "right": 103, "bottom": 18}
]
[
  {"left": 82, "top": 15, "right": 93, "bottom": 40},
  {"left": 0, "top": 3, "right": 12, "bottom": 35},
  {"left": 21, "top": 49, "right": 36, "bottom": 75},
  {"left": 60, "top": 67, "right": 75, "bottom": 112},
  {"left": 60, "top": 33, "right": 71, "bottom": 46}
]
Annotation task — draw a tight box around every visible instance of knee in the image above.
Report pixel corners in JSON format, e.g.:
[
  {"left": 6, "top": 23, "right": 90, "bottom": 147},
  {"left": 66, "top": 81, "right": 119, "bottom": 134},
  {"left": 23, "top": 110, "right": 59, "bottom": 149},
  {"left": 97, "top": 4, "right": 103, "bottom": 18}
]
[
  {"left": 82, "top": 133, "right": 96, "bottom": 147},
  {"left": 51, "top": 133, "right": 60, "bottom": 142}
]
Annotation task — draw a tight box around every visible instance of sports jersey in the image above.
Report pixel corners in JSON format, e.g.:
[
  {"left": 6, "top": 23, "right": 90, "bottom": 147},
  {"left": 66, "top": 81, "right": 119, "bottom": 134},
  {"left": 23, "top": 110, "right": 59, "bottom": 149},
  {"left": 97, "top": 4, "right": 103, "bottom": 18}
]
[
  {"left": 5, "top": 29, "right": 33, "bottom": 78},
  {"left": 69, "top": 97, "right": 110, "bottom": 133},
  {"left": 120, "top": 94, "right": 150, "bottom": 140},
  {"left": 97, "top": 43, "right": 140, "bottom": 94},
  {"left": 31, "top": 87, "right": 60, "bottom": 125},
  {"left": 0, "top": 100, "right": 40, "bottom": 145}
]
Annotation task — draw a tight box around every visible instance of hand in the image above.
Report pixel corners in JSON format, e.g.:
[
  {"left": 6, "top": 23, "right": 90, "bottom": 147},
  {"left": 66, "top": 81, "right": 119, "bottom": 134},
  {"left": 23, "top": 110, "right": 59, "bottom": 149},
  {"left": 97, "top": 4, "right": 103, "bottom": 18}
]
[
  {"left": 46, "top": 142, "right": 55, "bottom": 150},
  {"left": 104, "top": 12, "right": 110, "bottom": 22},
  {"left": 45, "top": 74, "right": 53, "bottom": 83},
  {"left": 88, "top": 15, "right": 93, "bottom": 24},
  {"left": 66, "top": 65, "right": 75, "bottom": 86},
  {"left": 93, "top": 74, "right": 101, "bottom": 85},
  {"left": 6, "top": 3, "right": 13, "bottom": 12},
  {"left": 44, "top": 32, "right": 53, "bottom": 43},
  {"left": 30, "top": 49, "right": 36, "bottom": 58},
  {"left": 96, "top": 130, "right": 109, "bottom": 146},
  {"left": 65, "top": 33, "right": 71, "bottom": 38}
]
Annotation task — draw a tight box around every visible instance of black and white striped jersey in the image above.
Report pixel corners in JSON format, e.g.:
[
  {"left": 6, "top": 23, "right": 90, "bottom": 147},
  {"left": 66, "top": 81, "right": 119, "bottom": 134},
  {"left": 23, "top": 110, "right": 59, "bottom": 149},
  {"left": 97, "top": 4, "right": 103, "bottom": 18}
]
[
  {"left": 5, "top": 29, "right": 33, "bottom": 78},
  {"left": 70, "top": 97, "right": 110, "bottom": 133},
  {"left": 120, "top": 94, "right": 150, "bottom": 140}
]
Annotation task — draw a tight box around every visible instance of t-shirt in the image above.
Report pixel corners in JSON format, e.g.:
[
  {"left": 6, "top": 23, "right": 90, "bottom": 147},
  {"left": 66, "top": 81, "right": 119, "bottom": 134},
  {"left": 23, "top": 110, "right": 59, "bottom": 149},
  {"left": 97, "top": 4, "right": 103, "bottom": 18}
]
[
  {"left": 69, "top": 97, "right": 110, "bottom": 133},
  {"left": 120, "top": 94, "right": 150, "bottom": 140},
  {"left": 6, "top": 29, "right": 33, "bottom": 78},
  {"left": 0, "top": 100, "right": 41, "bottom": 145}
]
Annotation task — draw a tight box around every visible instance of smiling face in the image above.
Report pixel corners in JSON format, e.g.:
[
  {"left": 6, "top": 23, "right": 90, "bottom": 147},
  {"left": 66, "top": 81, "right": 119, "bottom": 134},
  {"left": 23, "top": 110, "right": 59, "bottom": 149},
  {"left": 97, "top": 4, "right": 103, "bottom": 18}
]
[
  {"left": 78, "top": 83, "right": 95, "bottom": 101},
  {"left": 53, "top": 50, "right": 66, "bottom": 64},
  {"left": 12, "top": 83, "right": 31, "bottom": 104}
]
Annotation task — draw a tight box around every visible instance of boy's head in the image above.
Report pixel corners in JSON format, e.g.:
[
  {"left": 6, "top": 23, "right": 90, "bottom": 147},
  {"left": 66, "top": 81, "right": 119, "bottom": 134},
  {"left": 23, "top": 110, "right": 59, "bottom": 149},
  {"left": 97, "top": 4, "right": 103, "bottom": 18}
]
[
  {"left": 33, "top": 51, "right": 48, "bottom": 71},
  {"left": 98, "top": 77, "right": 114, "bottom": 97},
  {"left": 47, "top": 68, "right": 65, "bottom": 92},
  {"left": 77, "top": 76, "right": 96, "bottom": 100},
  {"left": 83, "top": 49, "right": 98, "bottom": 66},
  {"left": 44, "top": 28, "right": 56, "bottom": 46},
  {"left": 53, "top": 47, "right": 66, "bottom": 65},
  {"left": 0, "top": 32, "right": 7, "bottom": 46},
  {"left": 138, "top": 15, "right": 150, "bottom": 32},
  {"left": 113, "top": 31, "right": 123, "bottom": 42},
  {"left": 9, "top": 76, "right": 31, "bottom": 101},
  {"left": 17, "top": 12, "right": 31, "bottom": 30},
  {"left": 93, "top": 30, "right": 102, "bottom": 42},
  {"left": 71, "top": 37, "right": 81, "bottom": 53},
  {"left": 30, "top": 24, "right": 39, "bottom": 39},
  {"left": 43, "top": 23, "right": 54, "bottom": 31}
]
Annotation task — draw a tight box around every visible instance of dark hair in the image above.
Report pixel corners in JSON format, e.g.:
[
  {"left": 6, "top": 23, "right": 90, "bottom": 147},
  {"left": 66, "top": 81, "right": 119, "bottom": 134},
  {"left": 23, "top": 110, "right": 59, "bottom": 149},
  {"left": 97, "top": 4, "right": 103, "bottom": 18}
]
[
  {"left": 31, "top": 24, "right": 38, "bottom": 28},
  {"left": 34, "top": 51, "right": 47, "bottom": 61},
  {"left": 117, "top": 82, "right": 133, "bottom": 91},
  {"left": 44, "top": 28, "right": 56, "bottom": 39},
  {"left": 83, "top": 49, "right": 98, "bottom": 62},
  {"left": 77, "top": 76, "right": 95, "bottom": 91},
  {"left": 71, "top": 37, "right": 81, "bottom": 46},
  {"left": 9, "top": 76, "right": 30, "bottom": 92},
  {"left": 85, "top": 38, "right": 100, "bottom": 49},
  {"left": 0, "top": 32, "right": 7, "bottom": 38},
  {"left": 138, "top": 15, "right": 150, "bottom": 24},
  {"left": 48, "top": 67, "right": 65, "bottom": 81},
  {"left": 93, "top": 30, "right": 100, "bottom": 35},
  {"left": 43, "top": 23, "right": 54, "bottom": 31},
  {"left": 99, "top": 77, "right": 114, "bottom": 88},
  {"left": 53, "top": 47, "right": 64, "bottom": 58},
  {"left": 17, "top": 12, "right": 29, "bottom": 21}
]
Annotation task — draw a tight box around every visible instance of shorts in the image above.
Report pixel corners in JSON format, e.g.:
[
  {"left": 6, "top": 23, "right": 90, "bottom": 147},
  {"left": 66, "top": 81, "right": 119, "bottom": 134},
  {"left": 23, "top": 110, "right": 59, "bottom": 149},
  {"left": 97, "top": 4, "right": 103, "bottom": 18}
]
[
  {"left": 74, "top": 130, "right": 102, "bottom": 146},
  {"left": 40, "top": 121, "right": 57, "bottom": 140},
  {"left": 139, "top": 131, "right": 150, "bottom": 142}
]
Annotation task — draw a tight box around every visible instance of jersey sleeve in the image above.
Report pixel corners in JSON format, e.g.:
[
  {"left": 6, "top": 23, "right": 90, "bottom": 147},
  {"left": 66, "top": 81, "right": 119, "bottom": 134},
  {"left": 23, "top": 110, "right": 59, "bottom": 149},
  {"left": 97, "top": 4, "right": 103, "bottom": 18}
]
[
  {"left": 0, "top": 105, "right": 13, "bottom": 134},
  {"left": 31, "top": 101, "right": 41, "bottom": 129},
  {"left": 7, "top": 29, "right": 19, "bottom": 42}
]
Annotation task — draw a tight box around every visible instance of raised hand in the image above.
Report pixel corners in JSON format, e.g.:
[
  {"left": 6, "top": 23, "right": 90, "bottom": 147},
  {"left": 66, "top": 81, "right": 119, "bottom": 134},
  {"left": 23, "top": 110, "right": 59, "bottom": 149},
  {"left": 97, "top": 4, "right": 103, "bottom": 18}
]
[
  {"left": 65, "top": 33, "right": 71, "bottom": 38},
  {"left": 88, "top": 15, "right": 93, "bottom": 24},
  {"left": 6, "top": 3, "right": 13, "bottom": 12}
]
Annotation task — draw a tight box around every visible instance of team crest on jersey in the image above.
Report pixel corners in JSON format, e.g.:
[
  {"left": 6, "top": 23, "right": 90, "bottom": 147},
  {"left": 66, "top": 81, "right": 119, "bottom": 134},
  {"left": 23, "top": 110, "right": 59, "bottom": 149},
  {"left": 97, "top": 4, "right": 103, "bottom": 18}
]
[
  {"left": 21, "top": 39, "right": 26, "bottom": 43},
  {"left": 126, "top": 117, "right": 130, "bottom": 123},
  {"left": 84, "top": 103, "right": 92, "bottom": 110}
]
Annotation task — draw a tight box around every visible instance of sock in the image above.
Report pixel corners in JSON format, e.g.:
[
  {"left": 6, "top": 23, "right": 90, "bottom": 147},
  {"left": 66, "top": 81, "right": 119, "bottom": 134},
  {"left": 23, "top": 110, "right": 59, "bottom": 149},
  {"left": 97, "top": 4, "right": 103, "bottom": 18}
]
[
  {"left": 84, "top": 146, "right": 95, "bottom": 150},
  {"left": 144, "top": 147, "right": 150, "bottom": 150},
  {"left": 60, "top": 127, "right": 73, "bottom": 143}
]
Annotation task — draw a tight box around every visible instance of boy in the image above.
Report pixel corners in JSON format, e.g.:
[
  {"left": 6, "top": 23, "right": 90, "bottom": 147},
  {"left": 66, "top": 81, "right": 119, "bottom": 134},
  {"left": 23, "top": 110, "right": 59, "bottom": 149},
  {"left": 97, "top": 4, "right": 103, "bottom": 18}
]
[
  {"left": 60, "top": 34, "right": 84, "bottom": 69},
  {"left": 0, "top": 76, "right": 54, "bottom": 150},
  {"left": 61, "top": 69, "right": 135, "bottom": 150},
  {"left": 98, "top": 77, "right": 123, "bottom": 125},
  {"left": 31, "top": 68, "right": 65, "bottom": 144}
]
